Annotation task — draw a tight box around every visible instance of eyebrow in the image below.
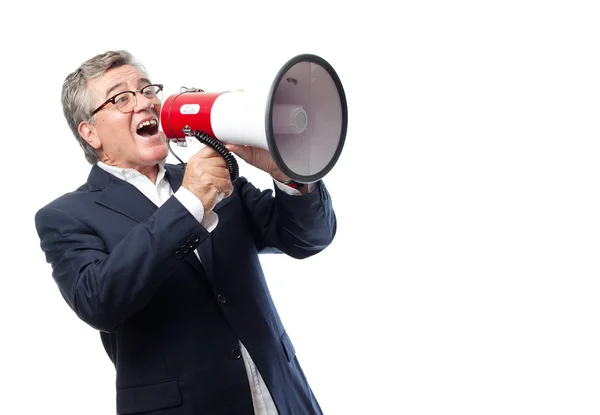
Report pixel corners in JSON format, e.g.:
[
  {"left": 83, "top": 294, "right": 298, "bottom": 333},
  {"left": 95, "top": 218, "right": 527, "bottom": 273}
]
[{"left": 105, "top": 77, "right": 152, "bottom": 98}]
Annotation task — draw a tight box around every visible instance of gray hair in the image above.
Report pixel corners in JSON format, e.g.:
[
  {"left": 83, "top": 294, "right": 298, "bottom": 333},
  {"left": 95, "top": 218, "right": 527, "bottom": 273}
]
[{"left": 61, "top": 50, "right": 149, "bottom": 164}]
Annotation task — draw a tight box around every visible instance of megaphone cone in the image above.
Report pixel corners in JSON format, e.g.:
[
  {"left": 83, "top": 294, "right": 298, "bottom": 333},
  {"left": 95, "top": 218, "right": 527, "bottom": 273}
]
[{"left": 161, "top": 54, "right": 348, "bottom": 184}]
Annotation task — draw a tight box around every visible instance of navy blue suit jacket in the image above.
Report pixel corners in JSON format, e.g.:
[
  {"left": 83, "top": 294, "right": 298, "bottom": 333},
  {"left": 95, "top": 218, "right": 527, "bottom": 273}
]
[{"left": 34, "top": 163, "right": 336, "bottom": 415}]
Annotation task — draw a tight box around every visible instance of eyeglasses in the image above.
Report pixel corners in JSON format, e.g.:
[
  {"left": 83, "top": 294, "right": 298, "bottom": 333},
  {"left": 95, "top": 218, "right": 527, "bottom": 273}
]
[{"left": 91, "top": 84, "right": 163, "bottom": 116}]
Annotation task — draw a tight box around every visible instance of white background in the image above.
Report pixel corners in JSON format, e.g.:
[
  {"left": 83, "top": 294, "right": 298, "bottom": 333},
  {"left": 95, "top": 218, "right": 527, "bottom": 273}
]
[{"left": 1, "top": 1, "right": 600, "bottom": 414}]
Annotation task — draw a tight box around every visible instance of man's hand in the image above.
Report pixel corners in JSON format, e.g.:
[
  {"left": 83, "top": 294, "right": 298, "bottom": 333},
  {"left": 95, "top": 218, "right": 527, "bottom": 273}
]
[
  {"left": 225, "top": 144, "right": 290, "bottom": 183},
  {"left": 182, "top": 146, "right": 234, "bottom": 213}
]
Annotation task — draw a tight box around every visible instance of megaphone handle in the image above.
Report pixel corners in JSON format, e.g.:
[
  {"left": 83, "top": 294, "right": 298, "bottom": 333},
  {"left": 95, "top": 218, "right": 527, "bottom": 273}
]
[{"left": 192, "top": 130, "right": 239, "bottom": 182}]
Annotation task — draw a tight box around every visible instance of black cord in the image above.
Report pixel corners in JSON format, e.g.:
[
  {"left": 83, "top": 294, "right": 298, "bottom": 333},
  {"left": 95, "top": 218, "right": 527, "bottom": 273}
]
[
  {"left": 167, "top": 139, "right": 186, "bottom": 165},
  {"left": 193, "top": 130, "right": 239, "bottom": 181},
  {"left": 167, "top": 130, "right": 239, "bottom": 181}
]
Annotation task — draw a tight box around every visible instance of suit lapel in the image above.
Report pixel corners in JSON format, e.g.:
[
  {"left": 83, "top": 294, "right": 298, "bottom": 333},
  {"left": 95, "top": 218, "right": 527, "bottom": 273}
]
[
  {"left": 90, "top": 164, "right": 213, "bottom": 280},
  {"left": 165, "top": 163, "right": 184, "bottom": 193},
  {"left": 91, "top": 166, "right": 158, "bottom": 223},
  {"left": 165, "top": 164, "right": 214, "bottom": 281}
]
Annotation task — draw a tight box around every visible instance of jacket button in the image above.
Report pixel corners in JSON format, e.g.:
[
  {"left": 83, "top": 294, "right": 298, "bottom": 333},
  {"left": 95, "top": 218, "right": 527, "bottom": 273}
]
[
  {"left": 231, "top": 349, "right": 241, "bottom": 360},
  {"left": 175, "top": 250, "right": 183, "bottom": 259},
  {"left": 217, "top": 294, "right": 227, "bottom": 304}
]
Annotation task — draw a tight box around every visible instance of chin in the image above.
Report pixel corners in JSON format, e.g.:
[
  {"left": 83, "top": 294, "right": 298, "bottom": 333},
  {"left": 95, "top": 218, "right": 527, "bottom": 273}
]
[
  {"left": 140, "top": 144, "right": 168, "bottom": 163},
  {"left": 154, "top": 146, "right": 169, "bottom": 161}
]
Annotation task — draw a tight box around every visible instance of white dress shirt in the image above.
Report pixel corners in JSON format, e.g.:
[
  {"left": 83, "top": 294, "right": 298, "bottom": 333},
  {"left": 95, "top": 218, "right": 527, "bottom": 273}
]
[{"left": 97, "top": 160, "right": 311, "bottom": 415}]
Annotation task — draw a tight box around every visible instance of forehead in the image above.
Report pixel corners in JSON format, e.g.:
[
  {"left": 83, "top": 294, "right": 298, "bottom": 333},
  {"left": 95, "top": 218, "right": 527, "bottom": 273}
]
[{"left": 88, "top": 65, "right": 149, "bottom": 99}]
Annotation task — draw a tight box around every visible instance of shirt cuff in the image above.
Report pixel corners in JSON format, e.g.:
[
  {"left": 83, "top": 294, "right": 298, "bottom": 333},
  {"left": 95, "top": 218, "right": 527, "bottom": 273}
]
[
  {"left": 273, "top": 180, "right": 316, "bottom": 195},
  {"left": 174, "top": 187, "right": 219, "bottom": 232}
]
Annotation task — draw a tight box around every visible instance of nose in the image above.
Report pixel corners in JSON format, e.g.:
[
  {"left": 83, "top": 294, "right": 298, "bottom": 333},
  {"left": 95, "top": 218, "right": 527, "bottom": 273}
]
[{"left": 134, "top": 92, "right": 155, "bottom": 112}]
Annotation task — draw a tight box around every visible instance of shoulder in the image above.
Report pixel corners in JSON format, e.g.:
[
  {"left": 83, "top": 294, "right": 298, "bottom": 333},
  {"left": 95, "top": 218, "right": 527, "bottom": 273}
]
[
  {"left": 35, "top": 180, "right": 96, "bottom": 226},
  {"left": 42, "top": 182, "right": 91, "bottom": 207}
]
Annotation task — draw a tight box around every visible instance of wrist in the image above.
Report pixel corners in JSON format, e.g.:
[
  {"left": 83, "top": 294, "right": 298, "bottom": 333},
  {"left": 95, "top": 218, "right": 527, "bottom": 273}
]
[{"left": 279, "top": 178, "right": 306, "bottom": 191}]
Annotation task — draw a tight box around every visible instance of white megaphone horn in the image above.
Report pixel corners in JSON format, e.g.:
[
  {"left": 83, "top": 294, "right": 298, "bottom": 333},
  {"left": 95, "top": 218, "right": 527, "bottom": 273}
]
[{"left": 160, "top": 54, "right": 348, "bottom": 184}]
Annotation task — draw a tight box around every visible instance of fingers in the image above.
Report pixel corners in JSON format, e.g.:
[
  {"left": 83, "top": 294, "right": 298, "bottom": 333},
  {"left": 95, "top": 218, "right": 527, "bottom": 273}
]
[
  {"left": 181, "top": 149, "right": 234, "bottom": 214},
  {"left": 195, "top": 144, "right": 225, "bottom": 159},
  {"left": 225, "top": 144, "right": 251, "bottom": 164},
  {"left": 212, "top": 179, "right": 234, "bottom": 203},
  {"left": 212, "top": 177, "right": 234, "bottom": 197},
  {"left": 214, "top": 187, "right": 225, "bottom": 204},
  {"left": 188, "top": 157, "right": 230, "bottom": 176},
  {"left": 187, "top": 147, "right": 229, "bottom": 175}
]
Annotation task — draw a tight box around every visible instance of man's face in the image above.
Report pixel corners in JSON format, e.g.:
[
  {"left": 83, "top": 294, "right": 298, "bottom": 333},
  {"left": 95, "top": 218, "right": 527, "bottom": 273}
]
[{"left": 80, "top": 65, "right": 168, "bottom": 169}]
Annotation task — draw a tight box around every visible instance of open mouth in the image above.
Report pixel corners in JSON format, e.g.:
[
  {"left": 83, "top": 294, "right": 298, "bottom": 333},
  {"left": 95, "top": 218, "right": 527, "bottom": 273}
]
[{"left": 137, "top": 119, "right": 159, "bottom": 137}]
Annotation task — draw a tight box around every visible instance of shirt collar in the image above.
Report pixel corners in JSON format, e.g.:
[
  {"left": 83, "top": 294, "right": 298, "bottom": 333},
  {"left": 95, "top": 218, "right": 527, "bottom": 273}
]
[{"left": 96, "top": 159, "right": 167, "bottom": 184}]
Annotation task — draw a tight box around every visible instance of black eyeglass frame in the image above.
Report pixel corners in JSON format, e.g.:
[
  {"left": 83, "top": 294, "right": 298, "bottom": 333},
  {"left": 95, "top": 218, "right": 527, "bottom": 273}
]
[{"left": 91, "top": 84, "right": 164, "bottom": 116}]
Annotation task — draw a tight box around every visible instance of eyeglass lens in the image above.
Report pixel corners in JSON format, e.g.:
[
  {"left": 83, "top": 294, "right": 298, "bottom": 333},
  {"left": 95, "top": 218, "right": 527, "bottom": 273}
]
[{"left": 115, "top": 85, "right": 162, "bottom": 112}]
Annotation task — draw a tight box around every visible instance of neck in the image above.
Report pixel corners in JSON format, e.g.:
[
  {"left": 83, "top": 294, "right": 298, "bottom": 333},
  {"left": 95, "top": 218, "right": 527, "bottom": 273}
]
[
  {"left": 99, "top": 158, "right": 160, "bottom": 184},
  {"left": 138, "top": 164, "right": 159, "bottom": 184}
]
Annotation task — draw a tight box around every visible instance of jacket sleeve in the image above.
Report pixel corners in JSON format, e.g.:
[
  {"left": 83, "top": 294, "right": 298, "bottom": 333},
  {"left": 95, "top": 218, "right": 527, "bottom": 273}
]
[
  {"left": 34, "top": 196, "right": 207, "bottom": 333},
  {"left": 236, "top": 177, "right": 337, "bottom": 259}
]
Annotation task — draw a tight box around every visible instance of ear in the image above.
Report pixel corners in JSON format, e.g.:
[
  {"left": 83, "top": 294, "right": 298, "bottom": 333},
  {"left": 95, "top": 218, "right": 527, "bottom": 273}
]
[{"left": 78, "top": 120, "right": 102, "bottom": 150}]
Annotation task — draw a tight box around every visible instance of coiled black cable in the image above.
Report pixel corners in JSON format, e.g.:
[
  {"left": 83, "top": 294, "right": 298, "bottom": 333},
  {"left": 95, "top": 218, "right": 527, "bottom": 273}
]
[{"left": 192, "top": 130, "right": 239, "bottom": 181}]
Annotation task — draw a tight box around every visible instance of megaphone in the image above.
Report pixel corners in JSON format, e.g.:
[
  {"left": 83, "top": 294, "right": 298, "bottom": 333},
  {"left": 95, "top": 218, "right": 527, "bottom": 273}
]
[{"left": 160, "top": 54, "right": 348, "bottom": 184}]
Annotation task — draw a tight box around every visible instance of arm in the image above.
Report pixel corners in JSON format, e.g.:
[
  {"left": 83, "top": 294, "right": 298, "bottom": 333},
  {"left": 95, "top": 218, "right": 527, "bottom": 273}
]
[
  {"left": 35, "top": 196, "right": 206, "bottom": 333},
  {"left": 224, "top": 143, "right": 337, "bottom": 258},
  {"left": 235, "top": 176, "right": 337, "bottom": 259}
]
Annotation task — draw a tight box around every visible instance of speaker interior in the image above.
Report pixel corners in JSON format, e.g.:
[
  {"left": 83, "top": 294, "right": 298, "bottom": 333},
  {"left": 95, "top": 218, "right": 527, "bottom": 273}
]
[{"left": 266, "top": 54, "right": 348, "bottom": 183}]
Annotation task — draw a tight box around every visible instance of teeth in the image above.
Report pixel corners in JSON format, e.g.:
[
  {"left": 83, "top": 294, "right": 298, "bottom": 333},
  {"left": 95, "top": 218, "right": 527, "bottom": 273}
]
[{"left": 137, "top": 119, "right": 157, "bottom": 130}]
